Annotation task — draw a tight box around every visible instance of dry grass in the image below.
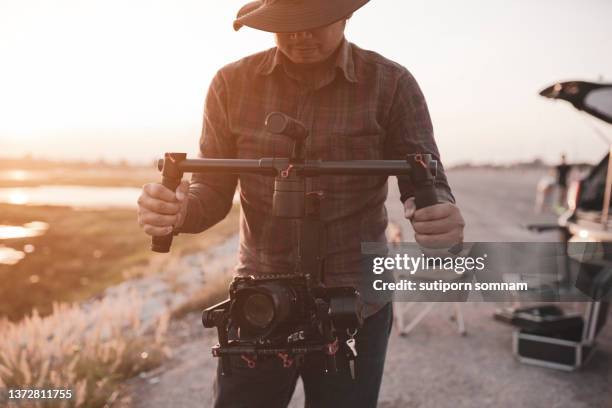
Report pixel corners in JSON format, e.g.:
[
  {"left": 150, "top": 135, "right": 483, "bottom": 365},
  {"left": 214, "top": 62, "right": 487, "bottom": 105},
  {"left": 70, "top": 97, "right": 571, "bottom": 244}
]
[
  {"left": 170, "top": 272, "right": 233, "bottom": 321},
  {"left": 0, "top": 289, "right": 170, "bottom": 408},
  {"left": 0, "top": 163, "right": 243, "bottom": 406}
]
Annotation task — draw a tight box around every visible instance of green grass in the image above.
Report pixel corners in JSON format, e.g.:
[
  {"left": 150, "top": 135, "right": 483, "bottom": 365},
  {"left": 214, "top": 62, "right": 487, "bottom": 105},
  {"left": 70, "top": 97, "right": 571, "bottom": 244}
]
[{"left": 0, "top": 203, "right": 240, "bottom": 321}]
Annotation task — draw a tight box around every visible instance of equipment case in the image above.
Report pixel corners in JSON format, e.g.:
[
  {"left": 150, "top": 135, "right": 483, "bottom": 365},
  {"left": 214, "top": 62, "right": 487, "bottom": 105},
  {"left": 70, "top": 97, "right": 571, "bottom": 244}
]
[{"left": 513, "top": 302, "right": 608, "bottom": 371}]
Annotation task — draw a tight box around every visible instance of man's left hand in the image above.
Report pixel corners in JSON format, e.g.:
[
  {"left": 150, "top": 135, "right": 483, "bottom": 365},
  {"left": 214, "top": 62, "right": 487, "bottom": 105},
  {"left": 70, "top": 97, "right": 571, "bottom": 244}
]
[{"left": 404, "top": 198, "right": 465, "bottom": 249}]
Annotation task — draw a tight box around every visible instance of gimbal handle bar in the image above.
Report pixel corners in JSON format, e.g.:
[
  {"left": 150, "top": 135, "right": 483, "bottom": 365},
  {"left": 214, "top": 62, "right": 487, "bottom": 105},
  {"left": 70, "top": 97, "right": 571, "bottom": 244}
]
[
  {"left": 162, "top": 157, "right": 433, "bottom": 175},
  {"left": 151, "top": 153, "right": 439, "bottom": 253}
]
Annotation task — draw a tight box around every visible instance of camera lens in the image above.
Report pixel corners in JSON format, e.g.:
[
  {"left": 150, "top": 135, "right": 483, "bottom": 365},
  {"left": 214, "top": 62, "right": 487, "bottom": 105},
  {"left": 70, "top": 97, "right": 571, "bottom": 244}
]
[
  {"left": 232, "top": 281, "right": 296, "bottom": 341},
  {"left": 243, "top": 293, "right": 275, "bottom": 328}
]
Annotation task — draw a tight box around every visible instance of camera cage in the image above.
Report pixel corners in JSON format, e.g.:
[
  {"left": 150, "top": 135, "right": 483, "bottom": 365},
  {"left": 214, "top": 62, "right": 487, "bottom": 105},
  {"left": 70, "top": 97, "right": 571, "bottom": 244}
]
[
  {"left": 202, "top": 272, "right": 363, "bottom": 374},
  {"left": 152, "top": 112, "right": 439, "bottom": 375}
]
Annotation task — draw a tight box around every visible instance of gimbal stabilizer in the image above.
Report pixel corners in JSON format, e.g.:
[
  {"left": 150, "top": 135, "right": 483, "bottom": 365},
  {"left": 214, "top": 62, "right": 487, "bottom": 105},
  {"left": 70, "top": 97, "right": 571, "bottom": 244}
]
[{"left": 151, "top": 112, "right": 439, "bottom": 376}]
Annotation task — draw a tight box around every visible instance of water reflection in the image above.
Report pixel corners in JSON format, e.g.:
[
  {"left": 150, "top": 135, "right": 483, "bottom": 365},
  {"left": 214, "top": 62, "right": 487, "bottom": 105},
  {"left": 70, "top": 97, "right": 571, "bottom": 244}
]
[
  {"left": 0, "top": 222, "right": 48, "bottom": 265},
  {"left": 0, "top": 246, "right": 26, "bottom": 265},
  {"left": 0, "top": 221, "right": 49, "bottom": 239},
  {"left": 0, "top": 186, "right": 142, "bottom": 209},
  {"left": 0, "top": 185, "right": 241, "bottom": 208},
  {"left": 7, "top": 190, "right": 28, "bottom": 204},
  {"left": 0, "top": 170, "right": 30, "bottom": 181}
]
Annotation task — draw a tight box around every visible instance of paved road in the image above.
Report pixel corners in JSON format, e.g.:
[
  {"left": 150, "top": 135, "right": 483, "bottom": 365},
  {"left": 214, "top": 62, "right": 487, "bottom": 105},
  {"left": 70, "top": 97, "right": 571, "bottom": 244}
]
[
  {"left": 128, "top": 168, "right": 611, "bottom": 408},
  {"left": 387, "top": 167, "right": 561, "bottom": 242}
]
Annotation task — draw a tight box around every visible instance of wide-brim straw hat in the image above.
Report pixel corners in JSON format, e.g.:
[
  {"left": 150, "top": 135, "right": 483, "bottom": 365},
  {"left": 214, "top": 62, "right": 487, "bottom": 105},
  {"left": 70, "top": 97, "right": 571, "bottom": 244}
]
[{"left": 233, "top": 0, "right": 371, "bottom": 33}]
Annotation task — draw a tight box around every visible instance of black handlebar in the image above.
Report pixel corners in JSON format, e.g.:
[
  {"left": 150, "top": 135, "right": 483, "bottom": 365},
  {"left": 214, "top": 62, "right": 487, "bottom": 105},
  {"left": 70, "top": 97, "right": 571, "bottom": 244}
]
[
  {"left": 156, "top": 158, "right": 434, "bottom": 176},
  {"left": 151, "top": 153, "right": 186, "bottom": 253},
  {"left": 151, "top": 154, "right": 439, "bottom": 253},
  {"left": 407, "top": 154, "right": 439, "bottom": 209},
  {"left": 151, "top": 112, "right": 439, "bottom": 253}
]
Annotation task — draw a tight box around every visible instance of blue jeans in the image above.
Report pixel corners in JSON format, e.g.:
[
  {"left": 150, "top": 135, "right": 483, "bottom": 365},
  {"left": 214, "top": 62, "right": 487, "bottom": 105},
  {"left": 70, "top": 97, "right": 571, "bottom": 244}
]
[{"left": 212, "top": 302, "right": 393, "bottom": 408}]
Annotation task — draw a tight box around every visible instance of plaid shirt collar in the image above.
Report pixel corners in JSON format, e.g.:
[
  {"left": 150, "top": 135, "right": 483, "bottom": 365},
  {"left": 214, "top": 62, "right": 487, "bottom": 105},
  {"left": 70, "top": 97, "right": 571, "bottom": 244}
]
[{"left": 255, "top": 38, "right": 358, "bottom": 85}]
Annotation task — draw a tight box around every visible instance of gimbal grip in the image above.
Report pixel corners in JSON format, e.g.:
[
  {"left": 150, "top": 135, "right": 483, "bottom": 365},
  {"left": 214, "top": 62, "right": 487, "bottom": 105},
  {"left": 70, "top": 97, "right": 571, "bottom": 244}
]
[
  {"left": 151, "top": 153, "right": 186, "bottom": 253},
  {"left": 150, "top": 175, "right": 182, "bottom": 253},
  {"left": 414, "top": 184, "right": 438, "bottom": 210},
  {"left": 151, "top": 232, "right": 174, "bottom": 254},
  {"left": 407, "top": 154, "right": 439, "bottom": 210}
]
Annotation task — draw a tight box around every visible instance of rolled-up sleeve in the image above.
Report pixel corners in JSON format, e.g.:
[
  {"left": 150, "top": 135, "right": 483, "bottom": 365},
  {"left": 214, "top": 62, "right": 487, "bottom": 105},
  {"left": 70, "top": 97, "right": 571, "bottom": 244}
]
[
  {"left": 180, "top": 71, "right": 239, "bottom": 233},
  {"left": 384, "top": 69, "right": 455, "bottom": 205}
]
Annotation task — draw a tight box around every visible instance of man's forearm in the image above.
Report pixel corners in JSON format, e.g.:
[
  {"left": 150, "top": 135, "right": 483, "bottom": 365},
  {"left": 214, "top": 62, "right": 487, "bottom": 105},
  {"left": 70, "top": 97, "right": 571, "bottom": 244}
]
[{"left": 179, "top": 179, "right": 237, "bottom": 234}]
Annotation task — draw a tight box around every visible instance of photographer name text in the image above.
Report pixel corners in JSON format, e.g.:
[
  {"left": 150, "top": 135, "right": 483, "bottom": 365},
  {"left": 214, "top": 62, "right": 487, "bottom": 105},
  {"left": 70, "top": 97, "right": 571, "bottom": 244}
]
[{"left": 370, "top": 254, "right": 529, "bottom": 292}]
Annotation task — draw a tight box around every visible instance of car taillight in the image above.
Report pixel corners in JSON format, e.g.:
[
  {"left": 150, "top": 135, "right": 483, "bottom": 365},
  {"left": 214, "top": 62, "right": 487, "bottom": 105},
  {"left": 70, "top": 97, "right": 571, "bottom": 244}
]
[{"left": 567, "top": 180, "right": 581, "bottom": 211}]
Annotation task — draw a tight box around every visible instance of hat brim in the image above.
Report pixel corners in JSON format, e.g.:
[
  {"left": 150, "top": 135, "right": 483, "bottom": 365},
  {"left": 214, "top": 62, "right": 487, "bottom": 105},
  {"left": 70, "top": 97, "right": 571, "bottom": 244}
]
[{"left": 233, "top": 0, "right": 370, "bottom": 33}]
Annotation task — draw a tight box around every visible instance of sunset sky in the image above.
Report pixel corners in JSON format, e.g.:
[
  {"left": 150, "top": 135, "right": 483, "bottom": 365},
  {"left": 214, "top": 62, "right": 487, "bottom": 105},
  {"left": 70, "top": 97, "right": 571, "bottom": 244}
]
[{"left": 1, "top": 0, "right": 611, "bottom": 165}]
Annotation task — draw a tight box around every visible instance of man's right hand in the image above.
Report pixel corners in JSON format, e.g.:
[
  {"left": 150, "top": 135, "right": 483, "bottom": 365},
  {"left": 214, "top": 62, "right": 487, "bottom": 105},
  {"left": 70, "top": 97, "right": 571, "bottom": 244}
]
[{"left": 137, "top": 180, "right": 189, "bottom": 236}]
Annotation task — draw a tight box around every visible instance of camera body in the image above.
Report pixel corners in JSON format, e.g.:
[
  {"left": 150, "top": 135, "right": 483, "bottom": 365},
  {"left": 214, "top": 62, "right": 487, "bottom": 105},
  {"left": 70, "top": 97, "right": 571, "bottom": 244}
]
[{"left": 202, "top": 273, "right": 363, "bottom": 366}]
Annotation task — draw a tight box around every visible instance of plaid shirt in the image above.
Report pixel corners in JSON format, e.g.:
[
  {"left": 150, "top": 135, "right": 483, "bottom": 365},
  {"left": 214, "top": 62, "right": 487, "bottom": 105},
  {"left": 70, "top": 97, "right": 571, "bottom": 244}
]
[{"left": 181, "top": 38, "right": 454, "bottom": 315}]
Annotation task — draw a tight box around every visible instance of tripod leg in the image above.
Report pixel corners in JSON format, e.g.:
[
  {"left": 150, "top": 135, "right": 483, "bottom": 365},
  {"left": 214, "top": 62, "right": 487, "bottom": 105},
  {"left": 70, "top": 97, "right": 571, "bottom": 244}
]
[
  {"left": 454, "top": 303, "right": 467, "bottom": 336},
  {"left": 401, "top": 303, "right": 435, "bottom": 336}
]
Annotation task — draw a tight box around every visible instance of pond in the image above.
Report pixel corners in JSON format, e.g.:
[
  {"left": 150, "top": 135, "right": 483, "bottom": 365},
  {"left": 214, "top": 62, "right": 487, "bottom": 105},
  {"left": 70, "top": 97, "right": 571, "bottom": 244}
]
[
  {"left": 0, "top": 222, "right": 49, "bottom": 265},
  {"left": 0, "top": 246, "right": 26, "bottom": 265},
  {"left": 0, "top": 185, "right": 241, "bottom": 209},
  {"left": 0, "top": 186, "right": 142, "bottom": 209},
  {"left": 0, "top": 184, "right": 240, "bottom": 265},
  {"left": 0, "top": 221, "right": 49, "bottom": 239}
]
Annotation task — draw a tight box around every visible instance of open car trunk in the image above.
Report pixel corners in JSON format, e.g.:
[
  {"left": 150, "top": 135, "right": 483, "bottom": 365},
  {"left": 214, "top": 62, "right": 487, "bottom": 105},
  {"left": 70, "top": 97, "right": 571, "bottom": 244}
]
[
  {"left": 540, "top": 81, "right": 612, "bottom": 232},
  {"left": 578, "top": 155, "right": 608, "bottom": 212}
]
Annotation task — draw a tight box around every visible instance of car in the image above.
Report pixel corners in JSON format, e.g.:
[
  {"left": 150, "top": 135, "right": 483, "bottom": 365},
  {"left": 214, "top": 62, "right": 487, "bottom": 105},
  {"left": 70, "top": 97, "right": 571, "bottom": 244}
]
[
  {"left": 497, "top": 80, "right": 611, "bottom": 371},
  {"left": 540, "top": 81, "right": 612, "bottom": 237}
]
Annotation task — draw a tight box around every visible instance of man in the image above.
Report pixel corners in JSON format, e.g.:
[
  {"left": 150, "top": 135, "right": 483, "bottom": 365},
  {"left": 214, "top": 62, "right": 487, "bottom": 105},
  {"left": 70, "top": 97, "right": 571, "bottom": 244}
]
[
  {"left": 556, "top": 153, "right": 571, "bottom": 208},
  {"left": 137, "top": 1, "right": 464, "bottom": 406}
]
